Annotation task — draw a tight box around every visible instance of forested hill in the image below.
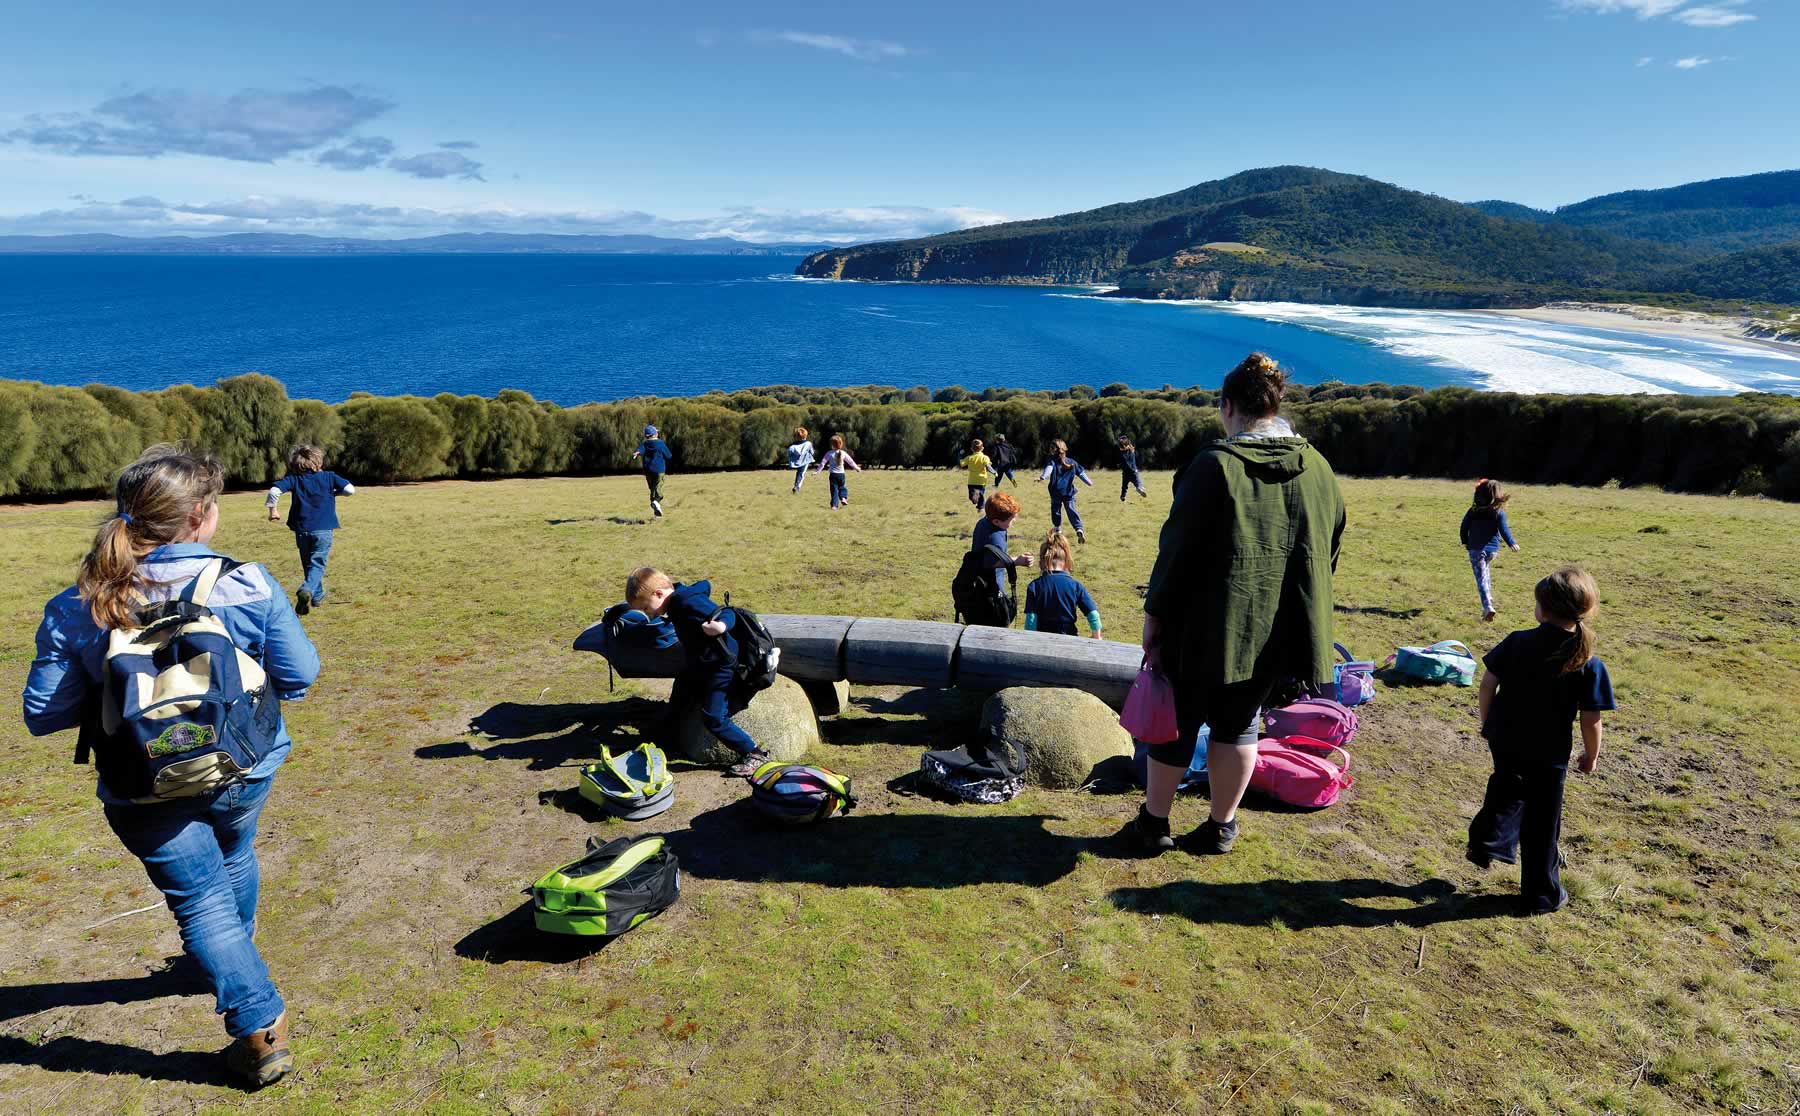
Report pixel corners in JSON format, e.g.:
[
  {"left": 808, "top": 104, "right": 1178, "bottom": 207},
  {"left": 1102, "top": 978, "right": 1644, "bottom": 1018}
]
[
  {"left": 796, "top": 167, "right": 1699, "bottom": 309},
  {"left": 1547, "top": 170, "right": 1800, "bottom": 252},
  {"left": 1653, "top": 241, "right": 1800, "bottom": 304}
]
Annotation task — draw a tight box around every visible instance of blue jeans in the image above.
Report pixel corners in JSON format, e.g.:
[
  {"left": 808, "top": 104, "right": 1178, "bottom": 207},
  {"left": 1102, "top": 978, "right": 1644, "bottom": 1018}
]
[
  {"left": 1050, "top": 494, "right": 1083, "bottom": 534},
  {"left": 295, "top": 529, "right": 334, "bottom": 601},
  {"left": 671, "top": 666, "right": 758, "bottom": 756},
  {"left": 103, "top": 777, "right": 284, "bottom": 1038},
  {"left": 829, "top": 473, "right": 848, "bottom": 508},
  {"left": 1468, "top": 549, "right": 1495, "bottom": 614}
]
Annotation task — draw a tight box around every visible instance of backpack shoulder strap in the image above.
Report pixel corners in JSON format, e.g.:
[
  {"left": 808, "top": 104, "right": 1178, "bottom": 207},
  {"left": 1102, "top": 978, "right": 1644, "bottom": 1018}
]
[
  {"left": 179, "top": 558, "right": 243, "bottom": 607},
  {"left": 982, "top": 545, "right": 1016, "bottom": 592}
]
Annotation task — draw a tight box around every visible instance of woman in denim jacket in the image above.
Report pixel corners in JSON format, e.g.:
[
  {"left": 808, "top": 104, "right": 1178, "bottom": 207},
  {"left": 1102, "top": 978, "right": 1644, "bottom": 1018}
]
[{"left": 22, "top": 444, "right": 319, "bottom": 1089}]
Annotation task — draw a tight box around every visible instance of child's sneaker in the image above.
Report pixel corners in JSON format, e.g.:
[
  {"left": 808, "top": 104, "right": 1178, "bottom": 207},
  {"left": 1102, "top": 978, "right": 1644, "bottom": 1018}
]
[
  {"left": 1187, "top": 816, "right": 1239, "bottom": 854},
  {"left": 295, "top": 590, "right": 311, "bottom": 616},
  {"left": 1465, "top": 846, "right": 1492, "bottom": 869},
  {"left": 1482, "top": 610, "right": 1496, "bottom": 623},
  {"left": 1076, "top": 529, "right": 1086, "bottom": 545},
  {"left": 728, "top": 749, "right": 771, "bottom": 778},
  {"left": 652, "top": 500, "right": 664, "bottom": 517},
  {"left": 1130, "top": 804, "right": 1174, "bottom": 854}
]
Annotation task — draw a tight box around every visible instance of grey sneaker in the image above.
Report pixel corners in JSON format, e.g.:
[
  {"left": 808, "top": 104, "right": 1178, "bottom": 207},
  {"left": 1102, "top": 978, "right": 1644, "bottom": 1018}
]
[
  {"left": 728, "top": 750, "right": 771, "bottom": 778},
  {"left": 1131, "top": 805, "right": 1174, "bottom": 854},
  {"left": 1188, "top": 817, "right": 1240, "bottom": 854}
]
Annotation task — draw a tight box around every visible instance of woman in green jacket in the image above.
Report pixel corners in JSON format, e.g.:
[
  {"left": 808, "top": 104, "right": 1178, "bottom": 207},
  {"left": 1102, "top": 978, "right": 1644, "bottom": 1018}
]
[{"left": 1133, "top": 353, "right": 1346, "bottom": 854}]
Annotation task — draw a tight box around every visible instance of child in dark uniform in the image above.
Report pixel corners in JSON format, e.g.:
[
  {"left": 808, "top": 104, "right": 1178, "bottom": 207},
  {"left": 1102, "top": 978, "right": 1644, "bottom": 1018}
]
[
  {"left": 1024, "top": 532, "right": 1101, "bottom": 638},
  {"left": 1117, "top": 436, "right": 1147, "bottom": 501},
  {"left": 631, "top": 425, "right": 672, "bottom": 517},
  {"left": 628, "top": 567, "right": 768, "bottom": 777},
  {"left": 1468, "top": 566, "right": 1615, "bottom": 915}
]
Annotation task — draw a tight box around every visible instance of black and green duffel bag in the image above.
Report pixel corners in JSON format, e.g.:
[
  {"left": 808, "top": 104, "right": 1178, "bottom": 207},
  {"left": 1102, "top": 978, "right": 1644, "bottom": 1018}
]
[{"left": 531, "top": 834, "right": 680, "bottom": 937}]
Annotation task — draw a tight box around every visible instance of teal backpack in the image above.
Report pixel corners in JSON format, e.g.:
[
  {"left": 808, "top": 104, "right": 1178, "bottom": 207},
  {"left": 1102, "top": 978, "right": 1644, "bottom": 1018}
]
[{"left": 1385, "top": 640, "right": 1477, "bottom": 686}]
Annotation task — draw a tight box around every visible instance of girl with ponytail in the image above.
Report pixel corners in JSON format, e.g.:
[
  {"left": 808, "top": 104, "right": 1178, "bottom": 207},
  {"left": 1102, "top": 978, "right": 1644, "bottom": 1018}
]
[
  {"left": 1467, "top": 565, "right": 1615, "bottom": 916},
  {"left": 23, "top": 443, "right": 319, "bottom": 1087}
]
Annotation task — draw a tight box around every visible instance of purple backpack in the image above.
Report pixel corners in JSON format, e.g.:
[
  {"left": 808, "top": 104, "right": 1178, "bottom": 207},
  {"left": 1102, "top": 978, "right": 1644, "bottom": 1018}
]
[
  {"left": 1262, "top": 696, "right": 1359, "bottom": 749},
  {"left": 1313, "top": 642, "right": 1375, "bottom": 706}
]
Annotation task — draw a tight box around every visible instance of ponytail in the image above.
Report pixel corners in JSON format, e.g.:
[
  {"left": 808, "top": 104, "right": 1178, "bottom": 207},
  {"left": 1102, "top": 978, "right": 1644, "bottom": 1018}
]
[
  {"left": 76, "top": 444, "right": 225, "bottom": 630},
  {"left": 1534, "top": 566, "right": 1599, "bottom": 674}
]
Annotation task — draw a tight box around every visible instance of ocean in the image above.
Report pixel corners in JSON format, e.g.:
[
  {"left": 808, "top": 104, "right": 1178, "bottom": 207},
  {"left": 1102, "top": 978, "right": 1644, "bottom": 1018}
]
[{"left": 1, "top": 254, "right": 1795, "bottom": 403}]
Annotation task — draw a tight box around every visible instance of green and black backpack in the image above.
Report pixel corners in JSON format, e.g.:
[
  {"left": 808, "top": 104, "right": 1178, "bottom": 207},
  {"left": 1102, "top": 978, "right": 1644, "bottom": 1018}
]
[
  {"left": 579, "top": 742, "right": 674, "bottom": 820},
  {"left": 531, "top": 834, "right": 680, "bottom": 937}
]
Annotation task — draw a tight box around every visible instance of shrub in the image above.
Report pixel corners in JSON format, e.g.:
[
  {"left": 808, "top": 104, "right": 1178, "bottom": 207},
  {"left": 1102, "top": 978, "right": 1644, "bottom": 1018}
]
[
  {"left": 197, "top": 374, "right": 293, "bottom": 485},
  {"left": 14, "top": 383, "right": 139, "bottom": 496},
  {"left": 338, "top": 397, "right": 451, "bottom": 481},
  {"left": 289, "top": 400, "right": 344, "bottom": 459},
  {"left": 0, "top": 383, "right": 38, "bottom": 497},
  {"left": 933, "top": 385, "right": 969, "bottom": 403}
]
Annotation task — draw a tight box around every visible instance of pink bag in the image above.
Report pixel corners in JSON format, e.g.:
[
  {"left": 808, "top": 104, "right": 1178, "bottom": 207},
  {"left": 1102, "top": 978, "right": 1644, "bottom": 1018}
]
[
  {"left": 1119, "top": 661, "right": 1179, "bottom": 744},
  {"left": 1261, "top": 697, "right": 1359, "bottom": 748},
  {"left": 1248, "top": 736, "right": 1353, "bottom": 809}
]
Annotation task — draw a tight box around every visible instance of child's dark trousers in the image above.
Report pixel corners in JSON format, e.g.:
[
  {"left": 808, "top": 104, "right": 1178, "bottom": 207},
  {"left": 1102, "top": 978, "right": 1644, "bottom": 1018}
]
[{"left": 1468, "top": 741, "right": 1569, "bottom": 914}]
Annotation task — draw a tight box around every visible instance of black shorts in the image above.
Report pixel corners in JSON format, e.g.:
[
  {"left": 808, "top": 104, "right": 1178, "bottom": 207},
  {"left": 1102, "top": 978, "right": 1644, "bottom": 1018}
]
[{"left": 1145, "top": 676, "right": 1276, "bottom": 769}]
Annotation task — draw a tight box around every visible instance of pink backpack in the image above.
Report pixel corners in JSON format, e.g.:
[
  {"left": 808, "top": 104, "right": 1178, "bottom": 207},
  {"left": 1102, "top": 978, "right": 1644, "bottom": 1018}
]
[
  {"left": 1249, "top": 736, "right": 1353, "bottom": 809},
  {"left": 1261, "top": 697, "right": 1359, "bottom": 748}
]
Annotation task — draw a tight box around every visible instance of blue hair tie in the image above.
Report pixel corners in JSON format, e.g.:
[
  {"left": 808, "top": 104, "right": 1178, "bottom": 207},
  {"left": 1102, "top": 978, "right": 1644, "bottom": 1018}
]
[{"left": 118, "top": 512, "right": 133, "bottom": 525}]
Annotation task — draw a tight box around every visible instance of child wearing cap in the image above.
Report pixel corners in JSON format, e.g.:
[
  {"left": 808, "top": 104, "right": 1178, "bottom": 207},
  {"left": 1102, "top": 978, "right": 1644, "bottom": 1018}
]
[{"left": 631, "top": 424, "right": 673, "bottom": 517}]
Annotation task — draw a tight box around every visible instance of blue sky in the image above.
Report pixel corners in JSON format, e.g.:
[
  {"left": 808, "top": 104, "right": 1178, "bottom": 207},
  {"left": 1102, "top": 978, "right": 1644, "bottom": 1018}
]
[{"left": 0, "top": 0, "right": 1788, "bottom": 242}]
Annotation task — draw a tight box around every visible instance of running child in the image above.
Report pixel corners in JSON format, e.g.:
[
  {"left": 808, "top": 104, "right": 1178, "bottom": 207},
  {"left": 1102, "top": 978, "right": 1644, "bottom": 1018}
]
[
  {"left": 1036, "top": 439, "right": 1095, "bottom": 543},
  {"left": 1024, "top": 531, "right": 1102, "bottom": 638},
  {"left": 786, "top": 426, "right": 816, "bottom": 493},
  {"left": 1461, "top": 478, "right": 1521, "bottom": 622},
  {"left": 627, "top": 567, "right": 769, "bottom": 777},
  {"left": 265, "top": 444, "right": 356, "bottom": 615},
  {"left": 960, "top": 438, "right": 997, "bottom": 510},
  {"left": 1467, "top": 566, "right": 1615, "bottom": 916},
  {"left": 1117, "top": 436, "right": 1147, "bottom": 501},
  {"left": 631, "top": 425, "right": 672, "bottom": 518},
  {"left": 816, "top": 434, "right": 862, "bottom": 510},
  {"left": 990, "top": 434, "right": 1018, "bottom": 487}
]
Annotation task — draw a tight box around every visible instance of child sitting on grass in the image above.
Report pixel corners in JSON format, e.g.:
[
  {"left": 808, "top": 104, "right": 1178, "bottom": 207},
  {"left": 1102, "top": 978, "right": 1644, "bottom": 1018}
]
[
  {"left": 960, "top": 438, "right": 997, "bottom": 511},
  {"left": 816, "top": 434, "right": 862, "bottom": 510},
  {"left": 1461, "top": 478, "right": 1520, "bottom": 623},
  {"left": 265, "top": 444, "right": 355, "bottom": 615},
  {"left": 627, "top": 567, "right": 769, "bottom": 778},
  {"left": 1467, "top": 566, "right": 1614, "bottom": 916},
  {"left": 1024, "top": 531, "right": 1101, "bottom": 638}
]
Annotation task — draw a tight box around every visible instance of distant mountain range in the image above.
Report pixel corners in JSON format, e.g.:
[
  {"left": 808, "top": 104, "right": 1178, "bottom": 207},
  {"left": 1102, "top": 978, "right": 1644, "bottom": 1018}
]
[
  {"left": 0, "top": 232, "right": 823, "bottom": 256},
  {"left": 798, "top": 167, "right": 1800, "bottom": 310}
]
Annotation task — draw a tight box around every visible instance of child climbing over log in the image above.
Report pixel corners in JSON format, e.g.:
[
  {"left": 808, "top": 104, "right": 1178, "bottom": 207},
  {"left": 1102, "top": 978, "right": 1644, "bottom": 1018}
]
[
  {"left": 627, "top": 567, "right": 769, "bottom": 777},
  {"left": 1024, "top": 531, "right": 1101, "bottom": 638}
]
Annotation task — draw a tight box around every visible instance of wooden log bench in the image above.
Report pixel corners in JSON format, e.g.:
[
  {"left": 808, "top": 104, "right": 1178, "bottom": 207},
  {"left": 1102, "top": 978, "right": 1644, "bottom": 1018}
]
[{"left": 575, "top": 613, "right": 1138, "bottom": 708}]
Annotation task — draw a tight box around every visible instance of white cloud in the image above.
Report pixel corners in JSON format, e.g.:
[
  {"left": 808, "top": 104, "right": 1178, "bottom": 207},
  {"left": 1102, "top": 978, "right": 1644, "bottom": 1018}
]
[
  {"left": 756, "top": 31, "right": 913, "bottom": 61},
  {"left": 0, "top": 195, "right": 1013, "bottom": 244},
  {"left": 1560, "top": 0, "right": 1685, "bottom": 18},
  {"left": 1636, "top": 55, "right": 1655, "bottom": 65},
  {"left": 1672, "top": 4, "right": 1756, "bottom": 26},
  {"left": 3, "top": 86, "right": 392, "bottom": 162},
  {"left": 1673, "top": 55, "right": 1714, "bottom": 67}
]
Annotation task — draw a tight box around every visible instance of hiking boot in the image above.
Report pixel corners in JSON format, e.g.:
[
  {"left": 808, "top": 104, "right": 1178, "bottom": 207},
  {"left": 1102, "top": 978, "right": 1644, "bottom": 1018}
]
[
  {"left": 225, "top": 1012, "right": 292, "bottom": 1088},
  {"left": 1131, "top": 804, "right": 1174, "bottom": 854},
  {"left": 728, "top": 750, "right": 771, "bottom": 778},
  {"left": 294, "top": 591, "right": 311, "bottom": 616},
  {"left": 1188, "top": 816, "right": 1240, "bottom": 855}
]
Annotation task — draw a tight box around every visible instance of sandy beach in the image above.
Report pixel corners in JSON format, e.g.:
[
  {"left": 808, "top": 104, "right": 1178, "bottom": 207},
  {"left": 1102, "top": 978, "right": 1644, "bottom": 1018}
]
[{"left": 1476, "top": 302, "right": 1800, "bottom": 358}]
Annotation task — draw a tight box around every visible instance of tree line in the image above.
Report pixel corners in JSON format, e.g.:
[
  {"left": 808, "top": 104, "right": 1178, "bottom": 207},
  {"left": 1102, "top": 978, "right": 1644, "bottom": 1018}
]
[{"left": 3, "top": 374, "right": 1797, "bottom": 503}]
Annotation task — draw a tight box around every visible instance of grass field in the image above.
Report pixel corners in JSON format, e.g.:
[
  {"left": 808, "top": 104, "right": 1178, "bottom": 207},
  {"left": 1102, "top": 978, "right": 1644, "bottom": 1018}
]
[{"left": 3, "top": 467, "right": 1798, "bottom": 1115}]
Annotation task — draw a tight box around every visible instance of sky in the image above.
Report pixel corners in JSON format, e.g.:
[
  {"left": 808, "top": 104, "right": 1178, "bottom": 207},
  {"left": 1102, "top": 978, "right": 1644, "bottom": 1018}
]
[{"left": 0, "top": 0, "right": 1791, "bottom": 243}]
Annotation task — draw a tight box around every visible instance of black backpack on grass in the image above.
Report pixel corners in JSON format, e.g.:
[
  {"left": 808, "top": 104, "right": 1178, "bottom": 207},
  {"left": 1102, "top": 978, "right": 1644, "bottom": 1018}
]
[
  {"left": 715, "top": 598, "right": 780, "bottom": 715},
  {"left": 952, "top": 544, "right": 1017, "bottom": 628}
]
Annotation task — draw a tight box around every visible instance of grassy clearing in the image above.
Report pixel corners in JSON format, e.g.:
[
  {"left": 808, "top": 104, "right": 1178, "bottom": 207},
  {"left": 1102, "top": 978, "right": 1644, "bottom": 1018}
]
[{"left": 2, "top": 468, "right": 1798, "bottom": 1114}]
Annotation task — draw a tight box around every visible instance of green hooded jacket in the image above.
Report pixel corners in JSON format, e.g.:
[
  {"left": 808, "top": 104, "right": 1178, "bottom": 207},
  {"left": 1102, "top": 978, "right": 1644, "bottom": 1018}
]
[{"left": 1144, "top": 436, "right": 1346, "bottom": 688}]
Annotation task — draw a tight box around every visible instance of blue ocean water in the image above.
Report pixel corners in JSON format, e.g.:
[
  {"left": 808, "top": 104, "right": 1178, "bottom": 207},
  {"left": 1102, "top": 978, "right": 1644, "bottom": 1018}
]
[{"left": 1, "top": 254, "right": 1794, "bottom": 403}]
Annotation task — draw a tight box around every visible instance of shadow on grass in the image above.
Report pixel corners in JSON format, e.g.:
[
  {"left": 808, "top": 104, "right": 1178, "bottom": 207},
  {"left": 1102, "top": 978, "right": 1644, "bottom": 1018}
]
[
  {"left": 453, "top": 899, "right": 621, "bottom": 965},
  {"left": 416, "top": 698, "right": 665, "bottom": 770},
  {"left": 1108, "top": 878, "right": 1517, "bottom": 929},
  {"left": 1334, "top": 603, "right": 1425, "bottom": 620},
  {"left": 0, "top": 962, "right": 206, "bottom": 1023},
  {"left": 0, "top": 1035, "right": 232, "bottom": 1087},
  {"left": 664, "top": 801, "right": 1085, "bottom": 889}
]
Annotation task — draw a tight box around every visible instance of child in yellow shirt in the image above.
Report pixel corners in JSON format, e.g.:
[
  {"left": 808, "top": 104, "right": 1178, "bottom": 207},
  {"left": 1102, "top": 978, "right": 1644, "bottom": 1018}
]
[{"left": 960, "top": 438, "right": 998, "bottom": 511}]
